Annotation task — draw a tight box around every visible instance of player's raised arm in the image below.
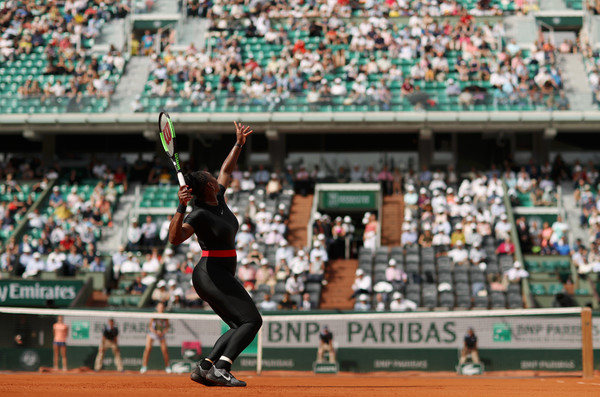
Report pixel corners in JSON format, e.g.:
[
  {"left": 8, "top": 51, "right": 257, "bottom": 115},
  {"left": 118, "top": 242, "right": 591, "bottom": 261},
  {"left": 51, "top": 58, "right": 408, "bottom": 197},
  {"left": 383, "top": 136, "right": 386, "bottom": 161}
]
[{"left": 217, "top": 121, "right": 253, "bottom": 188}]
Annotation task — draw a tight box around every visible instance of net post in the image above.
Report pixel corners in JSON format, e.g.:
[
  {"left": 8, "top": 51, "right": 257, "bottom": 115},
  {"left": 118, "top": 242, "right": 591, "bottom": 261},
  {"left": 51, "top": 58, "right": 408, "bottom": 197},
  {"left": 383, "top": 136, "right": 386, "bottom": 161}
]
[
  {"left": 256, "top": 325, "right": 263, "bottom": 376},
  {"left": 581, "top": 307, "right": 594, "bottom": 379}
]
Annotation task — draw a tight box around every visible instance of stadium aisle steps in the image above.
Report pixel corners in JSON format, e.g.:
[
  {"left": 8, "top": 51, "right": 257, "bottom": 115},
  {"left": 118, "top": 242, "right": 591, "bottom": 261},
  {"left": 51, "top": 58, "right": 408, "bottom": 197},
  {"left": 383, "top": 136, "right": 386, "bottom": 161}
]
[
  {"left": 381, "top": 195, "right": 404, "bottom": 246},
  {"left": 86, "top": 290, "right": 108, "bottom": 307},
  {"left": 286, "top": 194, "right": 313, "bottom": 248},
  {"left": 319, "top": 259, "right": 357, "bottom": 310}
]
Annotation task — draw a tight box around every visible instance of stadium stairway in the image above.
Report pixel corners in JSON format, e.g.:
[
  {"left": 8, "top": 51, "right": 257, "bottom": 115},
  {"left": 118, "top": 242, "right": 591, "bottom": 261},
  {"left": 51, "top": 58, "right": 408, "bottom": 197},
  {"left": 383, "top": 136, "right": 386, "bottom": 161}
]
[
  {"left": 176, "top": 18, "right": 211, "bottom": 50},
  {"left": 380, "top": 195, "right": 404, "bottom": 247},
  {"left": 106, "top": 56, "right": 152, "bottom": 113},
  {"left": 319, "top": 259, "right": 357, "bottom": 310},
  {"left": 286, "top": 194, "right": 313, "bottom": 249},
  {"left": 96, "top": 182, "right": 140, "bottom": 253},
  {"left": 560, "top": 53, "right": 595, "bottom": 110}
]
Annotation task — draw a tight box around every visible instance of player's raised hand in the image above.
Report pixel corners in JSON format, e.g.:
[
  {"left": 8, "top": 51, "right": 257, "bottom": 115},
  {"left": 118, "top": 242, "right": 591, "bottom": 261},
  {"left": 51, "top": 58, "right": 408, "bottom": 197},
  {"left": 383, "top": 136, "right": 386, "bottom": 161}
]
[
  {"left": 234, "top": 121, "right": 253, "bottom": 146},
  {"left": 178, "top": 185, "right": 192, "bottom": 205}
]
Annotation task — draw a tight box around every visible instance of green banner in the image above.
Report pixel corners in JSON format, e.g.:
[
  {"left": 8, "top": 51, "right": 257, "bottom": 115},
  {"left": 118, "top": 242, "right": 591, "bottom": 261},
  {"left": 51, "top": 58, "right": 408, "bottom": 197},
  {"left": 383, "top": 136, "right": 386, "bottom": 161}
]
[
  {"left": 0, "top": 280, "right": 83, "bottom": 307},
  {"left": 319, "top": 190, "right": 377, "bottom": 210}
]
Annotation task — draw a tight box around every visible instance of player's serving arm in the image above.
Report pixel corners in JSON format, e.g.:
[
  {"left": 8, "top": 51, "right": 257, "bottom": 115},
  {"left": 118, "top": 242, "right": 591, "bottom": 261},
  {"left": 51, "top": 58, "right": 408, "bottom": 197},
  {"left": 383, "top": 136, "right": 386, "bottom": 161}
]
[{"left": 168, "top": 121, "right": 261, "bottom": 387}]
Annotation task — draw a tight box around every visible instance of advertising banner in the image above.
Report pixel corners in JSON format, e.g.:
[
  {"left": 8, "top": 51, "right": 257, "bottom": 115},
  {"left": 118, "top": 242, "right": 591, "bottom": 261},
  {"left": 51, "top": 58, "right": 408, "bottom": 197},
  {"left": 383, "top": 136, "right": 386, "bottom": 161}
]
[{"left": 0, "top": 280, "right": 83, "bottom": 307}]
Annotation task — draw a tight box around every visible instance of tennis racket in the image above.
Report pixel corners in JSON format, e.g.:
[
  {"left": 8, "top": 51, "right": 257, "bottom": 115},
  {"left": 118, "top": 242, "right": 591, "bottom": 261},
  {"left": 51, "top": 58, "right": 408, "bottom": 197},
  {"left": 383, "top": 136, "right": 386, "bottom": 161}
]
[{"left": 158, "top": 111, "right": 187, "bottom": 187}]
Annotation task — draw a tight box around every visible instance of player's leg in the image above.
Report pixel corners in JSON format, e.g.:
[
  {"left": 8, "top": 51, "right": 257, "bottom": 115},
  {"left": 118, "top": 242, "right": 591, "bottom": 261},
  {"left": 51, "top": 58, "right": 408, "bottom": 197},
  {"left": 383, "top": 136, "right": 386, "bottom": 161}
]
[
  {"left": 60, "top": 345, "right": 67, "bottom": 371},
  {"left": 112, "top": 342, "right": 124, "bottom": 372},
  {"left": 159, "top": 338, "right": 171, "bottom": 372},
  {"left": 53, "top": 343, "right": 59, "bottom": 370},
  {"left": 140, "top": 334, "right": 153, "bottom": 373},
  {"left": 94, "top": 340, "right": 106, "bottom": 371}
]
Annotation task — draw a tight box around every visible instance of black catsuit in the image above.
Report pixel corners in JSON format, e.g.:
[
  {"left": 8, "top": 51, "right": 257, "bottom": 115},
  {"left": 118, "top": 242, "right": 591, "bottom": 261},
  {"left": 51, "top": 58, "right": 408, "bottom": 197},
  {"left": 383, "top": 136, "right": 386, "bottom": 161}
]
[{"left": 184, "top": 184, "right": 262, "bottom": 363}]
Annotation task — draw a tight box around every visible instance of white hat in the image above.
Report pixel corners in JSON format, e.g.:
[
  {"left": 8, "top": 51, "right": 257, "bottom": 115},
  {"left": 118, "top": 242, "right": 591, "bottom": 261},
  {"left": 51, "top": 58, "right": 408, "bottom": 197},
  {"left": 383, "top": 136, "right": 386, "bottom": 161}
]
[
  {"left": 279, "top": 239, "right": 288, "bottom": 246},
  {"left": 317, "top": 233, "right": 325, "bottom": 241},
  {"left": 251, "top": 242, "right": 259, "bottom": 250},
  {"left": 53, "top": 186, "right": 59, "bottom": 191},
  {"left": 260, "top": 258, "right": 269, "bottom": 266},
  {"left": 344, "top": 216, "right": 352, "bottom": 223},
  {"left": 356, "top": 269, "right": 365, "bottom": 276},
  {"left": 472, "top": 240, "right": 480, "bottom": 247},
  {"left": 168, "top": 279, "right": 177, "bottom": 286},
  {"left": 388, "top": 259, "right": 397, "bottom": 266},
  {"left": 392, "top": 291, "right": 402, "bottom": 300},
  {"left": 241, "top": 224, "right": 249, "bottom": 231},
  {"left": 456, "top": 240, "right": 464, "bottom": 246},
  {"left": 278, "top": 203, "right": 286, "bottom": 210},
  {"left": 297, "top": 250, "right": 305, "bottom": 256},
  {"left": 358, "top": 294, "right": 369, "bottom": 301},
  {"left": 259, "top": 202, "right": 266, "bottom": 209},
  {"left": 33, "top": 252, "right": 41, "bottom": 258},
  {"left": 157, "top": 280, "right": 166, "bottom": 288},
  {"left": 165, "top": 248, "right": 173, "bottom": 255},
  {"left": 479, "top": 262, "right": 487, "bottom": 271},
  {"left": 514, "top": 261, "right": 522, "bottom": 268},
  {"left": 455, "top": 223, "right": 463, "bottom": 229},
  {"left": 23, "top": 246, "right": 31, "bottom": 253},
  {"left": 423, "top": 223, "right": 431, "bottom": 231},
  {"left": 244, "top": 171, "right": 251, "bottom": 177},
  {"left": 500, "top": 214, "right": 508, "bottom": 220},
  {"left": 274, "top": 215, "right": 282, "bottom": 221},
  {"left": 232, "top": 206, "right": 239, "bottom": 213},
  {"left": 438, "top": 282, "right": 452, "bottom": 292},
  {"left": 419, "top": 188, "right": 427, "bottom": 194},
  {"left": 402, "top": 223, "right": 410, "bottom": 231},
  {"left": 407, "top": 185, "right": 415, "bottom": 191}
]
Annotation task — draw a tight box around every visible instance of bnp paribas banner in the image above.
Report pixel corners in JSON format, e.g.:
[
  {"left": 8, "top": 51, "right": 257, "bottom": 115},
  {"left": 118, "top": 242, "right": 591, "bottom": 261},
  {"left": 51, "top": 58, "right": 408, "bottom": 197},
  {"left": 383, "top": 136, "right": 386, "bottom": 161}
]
[
  {"left": 262, "top": 314, "right": 600, "bottom": 350},
  {"left": 64, "top": 313, "right": 600, "bottom": 350},
  {"left": 0, "top": 280, "right": 83, "bottom": 307}
]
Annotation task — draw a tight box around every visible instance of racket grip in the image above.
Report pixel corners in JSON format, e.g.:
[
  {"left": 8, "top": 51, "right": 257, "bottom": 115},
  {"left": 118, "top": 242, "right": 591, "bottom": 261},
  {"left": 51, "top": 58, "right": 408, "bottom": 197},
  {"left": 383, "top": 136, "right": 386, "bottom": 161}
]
[{"left": 177, "top": 172, "right": 186, "bottom": 187}]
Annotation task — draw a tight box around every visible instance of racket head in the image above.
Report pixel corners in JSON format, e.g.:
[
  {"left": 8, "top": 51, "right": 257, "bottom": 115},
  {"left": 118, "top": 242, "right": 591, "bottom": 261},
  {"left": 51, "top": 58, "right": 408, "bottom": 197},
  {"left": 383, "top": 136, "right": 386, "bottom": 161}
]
[{"left": 158, "top": 111, "right": 181, "bottom": 171}]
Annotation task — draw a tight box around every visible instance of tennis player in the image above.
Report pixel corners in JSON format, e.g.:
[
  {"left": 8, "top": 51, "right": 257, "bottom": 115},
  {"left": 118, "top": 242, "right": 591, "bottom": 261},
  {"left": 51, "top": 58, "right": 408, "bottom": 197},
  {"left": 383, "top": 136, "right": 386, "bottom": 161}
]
[{"left": 168, "top": 121, "right": 261, "bottom": 387}]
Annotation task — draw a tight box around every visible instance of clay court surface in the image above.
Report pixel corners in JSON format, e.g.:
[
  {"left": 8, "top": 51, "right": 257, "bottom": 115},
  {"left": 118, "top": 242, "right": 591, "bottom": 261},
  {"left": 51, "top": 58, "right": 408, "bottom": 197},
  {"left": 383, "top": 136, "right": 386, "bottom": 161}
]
[{"left": 2, "top": 370, "right": 600, "bottom": 397}]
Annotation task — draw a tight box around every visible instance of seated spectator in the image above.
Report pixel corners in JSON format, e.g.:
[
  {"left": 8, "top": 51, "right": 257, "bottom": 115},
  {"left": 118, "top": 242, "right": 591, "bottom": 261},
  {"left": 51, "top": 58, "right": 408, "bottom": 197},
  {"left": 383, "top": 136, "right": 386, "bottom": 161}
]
[
  {"left": 354, "top": 294, "right": 371, "bottom": 311},
  {"left": 277, "top": 291, "right": 297, "bottom": 310},
  {"left": 285, "top": 272, "right": 304, "bottom": 296},
  {"left": 389, "top": 292, "right": 417, "bottom": 312},
  {"left": 385, "top": 259, "right": 407, "bottom": 290},
  {"left": 151, "top": 280, "right": 170, "bottom": 304},
  {"left": 259, "top": 293, "right": 278, "bottom": 311},
  {"left": 237, "top": 258, "right": 257, "bottom": 290},
  {"left": 489, "top": 274, "right": 507, "bottom": 292},
  {"left": 351, "top": 269, "right": 372, "bottom": 298},
  {"left": 120, "top": 252, "right": 141, "bottom": 273},
  {"left": 553, "top": 236, "right": 571, "bottom": 256},
  {"left": 496, "top": 238, "right": 515, "bottom": 256},
  {"left": 127, "top": 276, "right": 147, "bottom": 295},
  {"left": 299, "top": 292, "right": 313, "bottom": 311},
  {"left": 448, "top": 240, "right": 469, "bottom": 266},
  {"left": 503, "top": 261, "right": 529, "bottom": 284},
  {"left": 141, "top": 252, "right": 160, "bottom": 273}
]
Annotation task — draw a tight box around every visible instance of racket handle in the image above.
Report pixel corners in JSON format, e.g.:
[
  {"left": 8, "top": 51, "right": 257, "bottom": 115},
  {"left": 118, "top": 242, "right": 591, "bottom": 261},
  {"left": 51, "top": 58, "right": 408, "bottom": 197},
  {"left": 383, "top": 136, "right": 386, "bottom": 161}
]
[{"left": 177, "top": 172, "right": 186, "bottom": 187}]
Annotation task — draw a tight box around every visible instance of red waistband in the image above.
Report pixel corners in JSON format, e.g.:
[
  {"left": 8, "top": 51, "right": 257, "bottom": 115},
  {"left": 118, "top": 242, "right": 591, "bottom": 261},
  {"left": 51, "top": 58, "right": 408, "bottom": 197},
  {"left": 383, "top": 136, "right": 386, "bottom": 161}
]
[{"left": 201, "top": 249, "right": 237, "bottom": 257}]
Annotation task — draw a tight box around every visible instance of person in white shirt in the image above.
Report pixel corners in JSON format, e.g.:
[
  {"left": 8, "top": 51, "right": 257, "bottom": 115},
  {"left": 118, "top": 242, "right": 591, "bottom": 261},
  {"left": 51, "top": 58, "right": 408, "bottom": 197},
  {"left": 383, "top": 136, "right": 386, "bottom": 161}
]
[
  {"left": 285, "top": 272, "right": 305, "bottom": 295},
  {"left": 289, "top": 250, "right": 309, "bottom": 275},
  {"left": 142, "top": 252, "right": 160, "bottom": 273},
  {"left": 112, "top": 245, "right": 128, "bottom": 275},
  {"left": 275, "top": 240, "right": 294, "bottom": 265},
  {"left": 354, "top": 294, "right": 371, "bottom": 311},
  {"left": 162, "top": 248, "right": 179, "bottom": 273},
  {"left": 469, "top": 240, "right": 487, "bottom": 265},
  {"left": 24, "top": 252, "right": 46, "bottom": 277},
  {"left": 240, "top": 172, "right": 256, "bottom": 192},
  {"left": 140, "top": 215, "right": 158, "bottom": 251},
  {"left": 389, "top": 292, "right": 417, "bottom": 312},
  {"left": 127, "top": 219, "right": 143, "bottom": 252},
  {"left": 299, "top": 292, "right": 313, "bottom": 311},
  {"left": 494, "top": 214, "right": 512, "bottom": 241},
  {"left": 310, "top": 240, "right": 328, "bottom": 263},
  {"left": 449, "top": 240, "right": 469, "bottom": 266},
  {"left": 46, "top": 247, "right": 66, "bottom": 272},
  {"left": 236, "top": 224, "right": 255, "bottom": 247},
  {"left": 351, "top": 269, "right": 372, "bottom": 298},
  {"left": 503, "top": 261, "right": 529, "bottom": 283},
  {"left": 120, "top": 253, "right": 141, "bottom": 273},
  {"left": 159, "top": 215, "right": 172, "bottom": 244}
]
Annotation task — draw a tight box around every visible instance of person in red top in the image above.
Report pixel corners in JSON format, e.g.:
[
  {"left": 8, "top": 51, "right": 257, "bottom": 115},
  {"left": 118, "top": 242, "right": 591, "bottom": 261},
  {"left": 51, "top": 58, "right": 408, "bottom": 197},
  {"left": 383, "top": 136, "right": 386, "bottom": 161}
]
[
  {"left": 496, "top": 238, "right": 515, "bottom": 256},
  {"left": 53, "top": 316, "right": 69, "bottom": 371}
]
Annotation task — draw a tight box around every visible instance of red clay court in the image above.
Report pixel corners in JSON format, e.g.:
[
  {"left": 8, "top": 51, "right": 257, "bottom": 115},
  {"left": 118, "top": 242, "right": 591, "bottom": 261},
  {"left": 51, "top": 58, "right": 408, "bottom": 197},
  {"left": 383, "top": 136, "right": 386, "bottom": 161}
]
[{"left": 2, "top": 370, "right": 600, "bottom": 397}]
